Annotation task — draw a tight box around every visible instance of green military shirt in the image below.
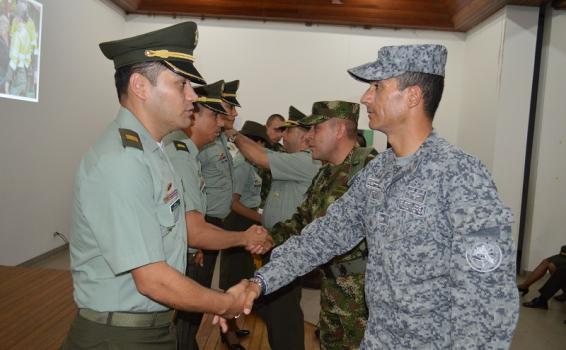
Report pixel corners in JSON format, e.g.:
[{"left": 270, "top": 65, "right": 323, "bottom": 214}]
[
  {"left": 197, "top": 134, "right": 233, "bottom": 219},
  {"left": 270, "top": 147, "right": 377, "bottom": 263},
  {"left": 233, "top": 153, "right": 262, "bottom": 209},
  {"left": 259, "top": 142, "right": 285, "bottom": 208},
  {"left": 262, "top": 149, "right": 321, "bottom": 229},
  {"left": 70, "top": 108, "right": 187, "bottom": 312},
  {"left": 164, "top": 131, "right": 207, "bottom": 254},
  {"left": 164, "top": 131, "right": 207, "bottom": 214}
]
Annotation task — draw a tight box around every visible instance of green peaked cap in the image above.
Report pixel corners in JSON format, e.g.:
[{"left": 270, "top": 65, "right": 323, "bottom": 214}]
[
  {"left": 99, "top": 21, "right": 205, "bottom": 84},
  {"left": 281, "top": 105, "right": 308, "bottom": 129},
  {"left": 240, "top": 121, "right": 271, "bottom": 146},
  {"left": 301, "top": 101, "right": 360, "bottom": 126},
  {"left": 222, "top": 80, "right": 241, "bottom": 107},
  {"left": 195, "top": 80, "right": 228, "bottom": 115}
]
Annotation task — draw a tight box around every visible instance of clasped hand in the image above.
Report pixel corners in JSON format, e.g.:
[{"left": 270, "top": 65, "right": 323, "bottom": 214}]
[
  {"left": 213, "top": 279, "right": 262, "bottom": 332},
  {"left": 243, "top": 224, "right": 273, "bottom": 255}
]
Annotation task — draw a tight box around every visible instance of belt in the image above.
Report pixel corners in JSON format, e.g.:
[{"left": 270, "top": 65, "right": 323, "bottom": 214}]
[
  {"left": 322, "top": 257, "right": 367, "bottom": 279},
  {"left": 78, "top": 308, "right": 174, "bottom": 328}
]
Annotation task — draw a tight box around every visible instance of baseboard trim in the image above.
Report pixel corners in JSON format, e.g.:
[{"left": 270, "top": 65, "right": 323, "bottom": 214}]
[{"left": 18, "top": 244, "right": 69, "bottom": 267}]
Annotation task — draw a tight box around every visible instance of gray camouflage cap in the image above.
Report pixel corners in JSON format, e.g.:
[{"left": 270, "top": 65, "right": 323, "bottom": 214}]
[
  {"left": 348, "top": 44, "right": 447, "bottom": 83},
  {"left": 301, "top": 101, "right": 359, "bottom": 126}
]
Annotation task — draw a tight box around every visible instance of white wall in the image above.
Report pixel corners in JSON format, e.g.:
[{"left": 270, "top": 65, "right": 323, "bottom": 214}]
[
  {"left": 122, "top": 15, "right": 465, "bottom": 151},
  {"left": 458, "top": 6, "right": 539, "bottom": 243},
  {"left": 0, "top": 0, "right": 125, "bottom": 265},
  {"left": 523, "top": 7, "right": 566, "bottom": 270},
  {"left": 0, "top": 0, "right": 465, "bottom": 265},
  {"left": 0, "top": 0, "right": 557, "bottom": 267}
]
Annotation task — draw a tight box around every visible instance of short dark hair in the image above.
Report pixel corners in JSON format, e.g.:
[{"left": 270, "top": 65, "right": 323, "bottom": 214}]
[
  {"left": 114, "top": 61, "right": 167, "bottom": 102},
  {"left": 396, "top": 72, "right": 444, "bottom": 120},
  {"left": 356, "top": 130, "right": 367, "bottom": 147},
  {"left": 266, "top": 114, "right": 285, "bottom": 126}
]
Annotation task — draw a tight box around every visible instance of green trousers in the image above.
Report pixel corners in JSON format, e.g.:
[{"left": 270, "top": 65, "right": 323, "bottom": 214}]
[
  {"left": 175, "top": 215, "right": 221, "bottom": 350},
  {"left": 219, "top": 211, "right": 256, "bottom": 290},
  {"left": 319, "top": 273, "right": 367, "bottom": 350},
  {"left": 60, "top": 313, "right": 176, "bottom": 350}
]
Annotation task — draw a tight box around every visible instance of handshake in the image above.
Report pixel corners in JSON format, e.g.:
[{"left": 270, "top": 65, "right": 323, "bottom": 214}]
[
  {"left": 212, "top": 278, "right": 263, "bottom": 332},
  {"left": 242, "top": 224, "right": 273, "bottom": 255}
]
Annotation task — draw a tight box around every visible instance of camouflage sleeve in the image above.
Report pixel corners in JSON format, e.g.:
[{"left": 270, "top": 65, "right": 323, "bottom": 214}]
[
  {"left": 445, "top": 155, "right": 519, "bottom": 349},
  {"left": 257, "top": 166, "right": 369, "bottom": 294},
  {"left": 269, "top": 168, "right": 325, "bottom": 245}
]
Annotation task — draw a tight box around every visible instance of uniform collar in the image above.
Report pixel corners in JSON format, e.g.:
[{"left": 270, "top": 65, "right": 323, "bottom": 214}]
[
  {"left": 116, "top": 107, "right": 160, "bottom": 153},
  {"left": 184, "top": 137, "right": 200, "bottom": 156}
]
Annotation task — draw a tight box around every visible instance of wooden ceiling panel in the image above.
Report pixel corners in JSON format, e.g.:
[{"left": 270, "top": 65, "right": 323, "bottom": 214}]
[{"left": 108, "top": 0, "right": 558, "bottom": 32}]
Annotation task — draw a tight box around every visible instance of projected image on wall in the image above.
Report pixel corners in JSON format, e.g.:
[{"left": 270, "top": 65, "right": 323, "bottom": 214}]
[{"left": 0, "top": 0, "right": 42, "bottom": 102}]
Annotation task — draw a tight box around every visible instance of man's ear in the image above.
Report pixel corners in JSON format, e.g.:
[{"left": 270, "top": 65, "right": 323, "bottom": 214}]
[
  {"left": 406, "top": 85, "right": 423, "bottom": 109},
  {"left": 128, "top": 72, "right": 150, "bottom": 101}
]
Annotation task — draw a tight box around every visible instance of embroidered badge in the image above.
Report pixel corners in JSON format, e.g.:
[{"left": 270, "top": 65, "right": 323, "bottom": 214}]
[
  {"left": 366, "top": 176, "right": 381, "bottom": 190},
  {"left": 119, "top": 128, "right": 143, "bottom": 150},
  {"left": 398, "top": 198, "right": 425, "bottom": 216},
  {"left": 465, "top": 241, "right": 503, "bottom": 273},
  {"left": 173, "top": 140, "right": 189, "bottom": 152},
  {"left": 405, "top": 186, "right": 426, "bottom": 203}
]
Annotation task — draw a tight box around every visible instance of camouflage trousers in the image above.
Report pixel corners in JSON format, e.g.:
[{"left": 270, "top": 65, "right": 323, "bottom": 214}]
[{"left": 319, "top": 273, "right": 367, "bottom": 350}]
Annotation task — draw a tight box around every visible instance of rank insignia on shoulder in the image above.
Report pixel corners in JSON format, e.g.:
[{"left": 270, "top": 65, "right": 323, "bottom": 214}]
[
  {"left": 173, "top": 140, "right": 189, "bottom": 152},
  {"left": 119, "top": 128, "right": 143, "bottom": 151}
]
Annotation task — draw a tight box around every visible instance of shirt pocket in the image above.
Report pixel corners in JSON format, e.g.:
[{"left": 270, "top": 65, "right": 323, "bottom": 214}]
[
  {"left": 383, "top": 212, "right": 450, "bottom": 284},
  {"left": 156, "top": 199, "right": 180, "bottom": 236}
]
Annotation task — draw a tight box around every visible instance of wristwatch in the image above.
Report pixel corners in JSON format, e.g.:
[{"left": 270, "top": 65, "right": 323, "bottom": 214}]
[
  {"left": 248, "top": 275, "right": 266, "bottom": 296},
  {"left": 227, "top": 131, "right": 239, "bottom": 143}
]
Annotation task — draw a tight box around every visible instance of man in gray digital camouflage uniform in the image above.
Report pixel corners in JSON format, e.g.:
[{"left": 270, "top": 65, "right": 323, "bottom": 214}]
[{"left": 217, "top": 44, "right": 520, "bottom": 349}]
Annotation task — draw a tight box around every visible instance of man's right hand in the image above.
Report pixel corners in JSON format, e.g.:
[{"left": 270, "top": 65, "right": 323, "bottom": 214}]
[
  {"left": 242, "top": 225, "right": 273, "bottom": 254},
  {"left": 213, "top": 280, "right": 262, "bottom": 332}
]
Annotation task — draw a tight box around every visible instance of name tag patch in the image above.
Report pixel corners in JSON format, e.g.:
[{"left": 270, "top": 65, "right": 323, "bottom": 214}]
[
  {"left": 398, "top": 198, "right": 425, "bottom": 216},
  {"left": 170, "top": 198, "right": 181, "bottom": 213},
  {"left": 405, "top": 186, "right": 426, "bottom": 203},
  {"left": 366, "top": 176, "right": 381, "bottom": 190}
]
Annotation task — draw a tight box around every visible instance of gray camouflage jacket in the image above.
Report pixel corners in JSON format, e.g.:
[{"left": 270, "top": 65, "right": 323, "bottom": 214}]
[{"left": 257, "top": 131, "right": 519, "bottom": 349}]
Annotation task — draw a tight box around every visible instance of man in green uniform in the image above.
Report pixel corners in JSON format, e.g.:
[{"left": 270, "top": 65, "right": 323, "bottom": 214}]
[
  {"left": 165, "top": 81, "right": 272, "bottom": 350},
  {"left": 270, "top": 101, "right": 377, "bottom": 350},
  {"left": 196, "top": 80, "right": 240, "bottom": 288},
  {"left": 193, "top": 79, "right": 247, "bottom": 349},
  {"left": 220, "top": 121, "right": 272, "bottom": 292},
  {"left": 220, "top": 121, "right": 273, "bottom": 348},
  {"left": 258, "top": 113, "right": 285, "bottom": 209},
  {"left": 62, "top": 22, "right": 257, "bottom": 349},
  {"left": 265, "top": 113, "right": 286, "bottom": 152},
  {"left": 226, "top": 106, "right": 320, "bottom": 350}
]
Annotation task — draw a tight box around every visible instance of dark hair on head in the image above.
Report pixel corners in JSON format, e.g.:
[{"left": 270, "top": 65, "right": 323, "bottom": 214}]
[
  {"left": 245, "top": 134, "right": 266, "bottom": 145},
  {"left": 114, "top": 61, "right": 168, "bottom": 102},
  {"left": 396, "top": 72, "right": 444, "bottom": 120},
  {"left": 356, "top": 130, "right": 367, "bottom": 147},
  {"left": 266, "top": 114, "right": 285, "bottom": 126}
]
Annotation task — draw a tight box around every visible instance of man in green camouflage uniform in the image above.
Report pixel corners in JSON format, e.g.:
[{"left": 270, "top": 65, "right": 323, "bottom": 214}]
[{"left": 269, "top": 101, "right": 377, "bottom": 350}]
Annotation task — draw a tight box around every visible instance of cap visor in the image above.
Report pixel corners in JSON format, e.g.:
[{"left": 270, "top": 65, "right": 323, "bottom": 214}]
[
  {"left": 164, "top": 60, "right": 206, "bottom": 85},
  {"left": 222, "top": 96, "right": 241, "bottom": 108},
  {"left": 347, "top": 61, "right": 402, "bottom": 83},
  {"left": 198, "top": 102, "right": 227, "bottom": 115},
  {"left": 300, "top": 114, "right": 328, "bottom": 126}
]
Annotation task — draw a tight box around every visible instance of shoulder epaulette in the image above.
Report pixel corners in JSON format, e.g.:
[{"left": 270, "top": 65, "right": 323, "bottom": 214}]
[
  {"left": 349, "top": 147, "right": 377, "bottom": 179},
  {"left": 119, "top": 128, "right": 143, "bottom": 151},
  {"left": 173, "top": 140, "right": 190, "bottom": 153}
]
